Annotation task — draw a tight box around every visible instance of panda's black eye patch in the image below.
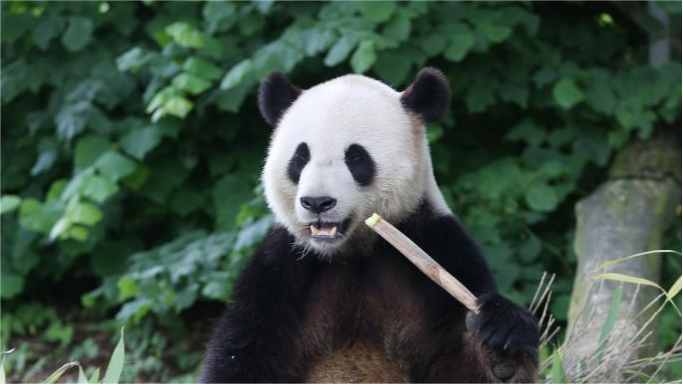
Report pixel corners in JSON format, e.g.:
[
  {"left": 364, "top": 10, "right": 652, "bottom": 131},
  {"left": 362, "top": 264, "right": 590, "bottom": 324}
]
[
  {"left": 345, "top": 144, "right": 375, "bottom": 186},
  {"left": 287, "top": 143, "right": 310, "bottom": 184}
]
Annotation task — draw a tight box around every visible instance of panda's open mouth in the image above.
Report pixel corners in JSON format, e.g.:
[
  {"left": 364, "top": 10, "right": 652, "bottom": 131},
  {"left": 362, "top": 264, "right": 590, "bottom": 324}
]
[{"left": 308, "top": 218, "right": 351, "bottom": 242}]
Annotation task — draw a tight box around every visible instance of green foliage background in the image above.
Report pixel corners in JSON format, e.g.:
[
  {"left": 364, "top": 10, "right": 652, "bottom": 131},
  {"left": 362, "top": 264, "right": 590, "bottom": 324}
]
[{"left": 1, "top": 1, "right": 681, "bottom": 381}]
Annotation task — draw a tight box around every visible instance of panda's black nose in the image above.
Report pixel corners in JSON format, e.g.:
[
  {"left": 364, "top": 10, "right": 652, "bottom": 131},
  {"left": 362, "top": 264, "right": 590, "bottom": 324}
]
[{"left": 300, "top": 196, "right": 337, "bottom": 213}]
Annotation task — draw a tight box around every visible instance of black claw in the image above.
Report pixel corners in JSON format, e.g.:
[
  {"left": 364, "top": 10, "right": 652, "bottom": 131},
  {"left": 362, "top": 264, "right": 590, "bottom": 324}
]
[{"left": 493, "top": 363, "right": 516, "bottom": 380}]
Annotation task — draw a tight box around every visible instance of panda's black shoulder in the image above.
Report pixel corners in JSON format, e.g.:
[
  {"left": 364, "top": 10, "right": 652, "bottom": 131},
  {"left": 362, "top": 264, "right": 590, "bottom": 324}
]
[
  {"left": 231, "top": 224, "right": 322, "bottom": 298},
  {"left": 259, "top": 224, "right": 298, "bottom": 261},
  {"left": 396, "top": 201, "right": 495, "bottom": 296},
  {"left": 396, "top": 200, "right": 467, "bottom": 241}
]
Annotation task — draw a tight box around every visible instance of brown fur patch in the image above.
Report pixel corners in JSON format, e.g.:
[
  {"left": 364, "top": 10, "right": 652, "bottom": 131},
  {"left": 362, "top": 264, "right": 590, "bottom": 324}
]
[
  {"left": 304, "top": 342, "right": 407, "bottom": 383},
  {"left": 293, "top": 250, "right": 538, "bottom": 383}
]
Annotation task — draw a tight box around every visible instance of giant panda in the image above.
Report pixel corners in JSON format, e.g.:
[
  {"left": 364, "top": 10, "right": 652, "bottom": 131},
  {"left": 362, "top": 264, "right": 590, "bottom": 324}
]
[{"left": 200, "top": 68, "right": 539, "bottom": 383}]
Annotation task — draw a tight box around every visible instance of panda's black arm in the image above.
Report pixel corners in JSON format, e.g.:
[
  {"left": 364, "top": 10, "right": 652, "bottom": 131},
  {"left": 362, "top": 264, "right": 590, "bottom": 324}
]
[
  {"left": 405, "top": 209, "right": 540, "bottom": 382},
  {"left": 199, "top": 226, "right": 319, "bottom": 383},
  {"left": 401, "top": 207, "right": 497, "bottom": 297}
]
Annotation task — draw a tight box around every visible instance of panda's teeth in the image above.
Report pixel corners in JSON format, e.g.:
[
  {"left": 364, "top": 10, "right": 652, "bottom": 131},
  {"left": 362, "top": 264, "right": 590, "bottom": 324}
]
[
  {"left": 310, "top": 225, "right": 320, "bottom": 235},
  {"left": 329, "top": 226, "right": 337, "bottom": 237}
]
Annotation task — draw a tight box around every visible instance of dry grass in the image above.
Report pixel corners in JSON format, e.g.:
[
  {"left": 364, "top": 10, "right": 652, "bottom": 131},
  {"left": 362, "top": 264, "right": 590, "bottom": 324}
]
[{"left": 531, "top": 272, "right": 682, "bottom": 383}]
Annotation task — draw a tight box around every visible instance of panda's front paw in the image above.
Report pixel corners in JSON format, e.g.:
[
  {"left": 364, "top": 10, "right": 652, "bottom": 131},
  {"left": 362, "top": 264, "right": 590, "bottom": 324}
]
[{"left": 467, "top": 293, "right": 539, "bottom": 353}]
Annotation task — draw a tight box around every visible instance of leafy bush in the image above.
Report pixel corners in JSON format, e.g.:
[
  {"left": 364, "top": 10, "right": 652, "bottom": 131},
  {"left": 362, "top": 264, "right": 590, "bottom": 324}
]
[{"left": 1, "top": 1, "right": 680, "bottom": 380}]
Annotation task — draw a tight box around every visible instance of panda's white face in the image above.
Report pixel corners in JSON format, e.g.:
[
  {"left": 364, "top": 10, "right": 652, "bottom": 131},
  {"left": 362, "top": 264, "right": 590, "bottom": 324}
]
[{"left": 261, "top": 71, "right": 450, "bottom": 257}]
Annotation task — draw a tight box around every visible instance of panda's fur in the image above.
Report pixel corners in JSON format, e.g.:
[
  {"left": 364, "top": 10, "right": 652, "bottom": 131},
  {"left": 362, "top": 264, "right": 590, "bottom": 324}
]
[{"left": 200, "top": 68, "right": 539, "bottom": 383}]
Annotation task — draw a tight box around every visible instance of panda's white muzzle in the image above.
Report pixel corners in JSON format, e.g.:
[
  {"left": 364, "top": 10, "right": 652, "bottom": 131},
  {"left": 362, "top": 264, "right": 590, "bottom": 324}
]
[{"left": 300, "top": 195, "right": 345, "bottom": 241}]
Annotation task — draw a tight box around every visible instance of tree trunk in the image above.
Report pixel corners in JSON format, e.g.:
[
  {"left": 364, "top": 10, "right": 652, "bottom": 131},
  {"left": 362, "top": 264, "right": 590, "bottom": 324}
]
[{"left": 565, "top": 134, "right": 680, "bottom": 380}]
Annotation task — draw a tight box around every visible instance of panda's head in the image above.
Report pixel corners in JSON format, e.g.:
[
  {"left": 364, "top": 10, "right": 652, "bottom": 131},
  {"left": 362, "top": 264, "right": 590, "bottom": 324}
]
[{"left": 260, "top": 68, "right": 451, "bottom": 256}]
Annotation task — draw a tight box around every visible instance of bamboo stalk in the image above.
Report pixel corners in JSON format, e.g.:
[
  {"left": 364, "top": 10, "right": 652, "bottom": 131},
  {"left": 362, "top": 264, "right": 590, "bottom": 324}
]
[{"left": 365, "top": 213, "right": 480, "bottom": 314}]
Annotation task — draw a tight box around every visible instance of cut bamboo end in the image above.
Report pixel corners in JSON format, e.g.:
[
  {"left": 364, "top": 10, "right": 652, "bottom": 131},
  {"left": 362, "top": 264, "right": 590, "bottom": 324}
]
[
  {"left": 365, "top": 213, "right": 383, "bottom": 228},
  {"left": 365, "top": 213, "right": 480, "bottom": 314}
]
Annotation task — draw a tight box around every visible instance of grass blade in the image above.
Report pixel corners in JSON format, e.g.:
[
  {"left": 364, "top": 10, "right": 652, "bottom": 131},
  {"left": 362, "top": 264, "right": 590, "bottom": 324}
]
[
  {"left": 102, "top": 328, "right": 125, "bottom": 384},
  {"left": 78, "top": 366, "right": 89, "bottom": 384},
  {"left": 597, "top": 250, "right": 682, "bottom": 269},
  {"left": 598, "top": 286, "right": 623, "bottom": 346},
  {"left": 593, "top": 273, "right": 661, "bottom": 289},
  {"left": 550, "top": 348, "right": 566, "bottom": 383},
  {"left": 43, "top": 362, "right": 79, "bottom": 384},
  {"left": 89, "top": 367, "right": 100, "bottom": 384},
  {"left": 1, "top": 359, "right": 5, "bottom": 384},
  {"left": 667, "top": 276, "right": 682, "bottom": 300}
]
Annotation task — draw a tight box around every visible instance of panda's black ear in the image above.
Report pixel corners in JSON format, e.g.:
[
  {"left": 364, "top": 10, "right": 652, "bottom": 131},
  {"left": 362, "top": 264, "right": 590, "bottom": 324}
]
[
  {"left": 400, "top": 67, "right": 450, "bottom": 123},
  {"left": 258, "top": 72, "right": 302, "bottom": 127}
]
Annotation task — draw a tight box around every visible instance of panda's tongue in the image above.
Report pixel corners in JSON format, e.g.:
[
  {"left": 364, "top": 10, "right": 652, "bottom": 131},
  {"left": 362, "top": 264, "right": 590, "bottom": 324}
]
[{"left": 311, "top": 223, "right": 338, "bottom": 237}]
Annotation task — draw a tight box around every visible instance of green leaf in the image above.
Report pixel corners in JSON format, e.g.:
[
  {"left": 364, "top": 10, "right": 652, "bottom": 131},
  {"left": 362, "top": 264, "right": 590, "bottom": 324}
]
[
  {"left": 182, "top": 57, "right": 222, "bottom": 81},
  {"left": 1, "top": 273, "right": 24, "bottom": 299},
  {"left": 33, "top": 16, "right": 64, "bottom": 50},
  {"left": 505, "top": 119, "right": 545, "bottom": 146},
  {"left": 120, "top": 126, "right": 163, "bottom": 160},
  {"left": 384, "top": 11, "right": 411, "bottom": 42},
  {"left": 360, "top": 1, "right": 397, "bottom": 23},
  {"left": 421, "top": 34, "right": 447, "bottom": 57},
  {"left": 75, "top": 135, "right": 111, "bottom": 169},
  {"left": 69, "top": 225, "right": 89, "bottom": 241},
  {"left": 61, "top": 17, "right": 94, "bottom": 52},
  {"left": 68, "top": 202, "right": 103, "bottom": 226},
  {"left": 162, "top": 97, "right": 193, "bottom": 119},
  {"left": 220, "top": 59, "right": 252, "bottom": 90},
  {"left": 350, "top": 40, "right": 376, "bottom": 74},
  {"left": 172, "top": 72, "right": 212, "bottom": 95},
  {"left": 146, "top": 86, "right": 180, "bottom": 114},
  {"left": 95, "top": 151, "right": 137, "bottom": 182},
  {"left": 81, "top": 174, "right": 119, "bottom": 203},
  {"left": 524, "top": 183, "right": 558, "bottom": 212},
  {"left": 374, "top": 50, "right": 412, "bottom": 85},
  {"left": 203, "top": 1, "right": 238, "bottom": 30},
  {"left": 116, "top": 47, "right": 153, "bottom": 72},
  {"left": 465, "top": 84, "right": 495, "bottom": 113},
  {"left": 303, "top": 27, "right": 336, "bottom": 57},
  {"left": 102, "top": 328, "right": 125, "bottom": 384},
  {"left": 519, "top": 234, "right": 542, "bottom": 262},
  {"left": 426, "top": 124, "right": 443, "bottom": 143},
  {"left": 50, "top": 216, "right": 71, "bottom": 241},
  {"left": 19, "top": 199, "right": 63, "bottom": 234},
  {"left": 477, "top": 22, "right": 512, "bottom": 43},
  {"left": 553, "top": 78, "right": 584, "bottom": 109},
  {"left": 1, "top": 195, "right": 22, "bottom": 215},
  {"left": 444, "top": 33, "right": 474, "bottom": 62},
  {"left": 31, "top": 149, "right": 57, "bottom": 176},
  {"left": 213, "top": 175, "right": 252, "bottom": 231},
  {"left": 324, "top": 35, "right": 358, "bottom": 67},
  {"left": 165, "top": 22, "right": 204, "bottom": 48},
  {"left": 586, "top": 83, "right": 616, "bottom": 114},
  {"left": 170, "top": 188, "right": 205, "bottom": 216},
  {"left": 118, "top": 277, "right": 140, "bottom": 301}
]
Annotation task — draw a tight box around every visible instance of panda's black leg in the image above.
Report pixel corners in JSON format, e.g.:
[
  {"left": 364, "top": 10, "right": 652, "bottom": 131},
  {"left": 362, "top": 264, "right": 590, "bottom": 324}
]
[{"left": 465, "top": 293, "right": 540, "bottom": 382}]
